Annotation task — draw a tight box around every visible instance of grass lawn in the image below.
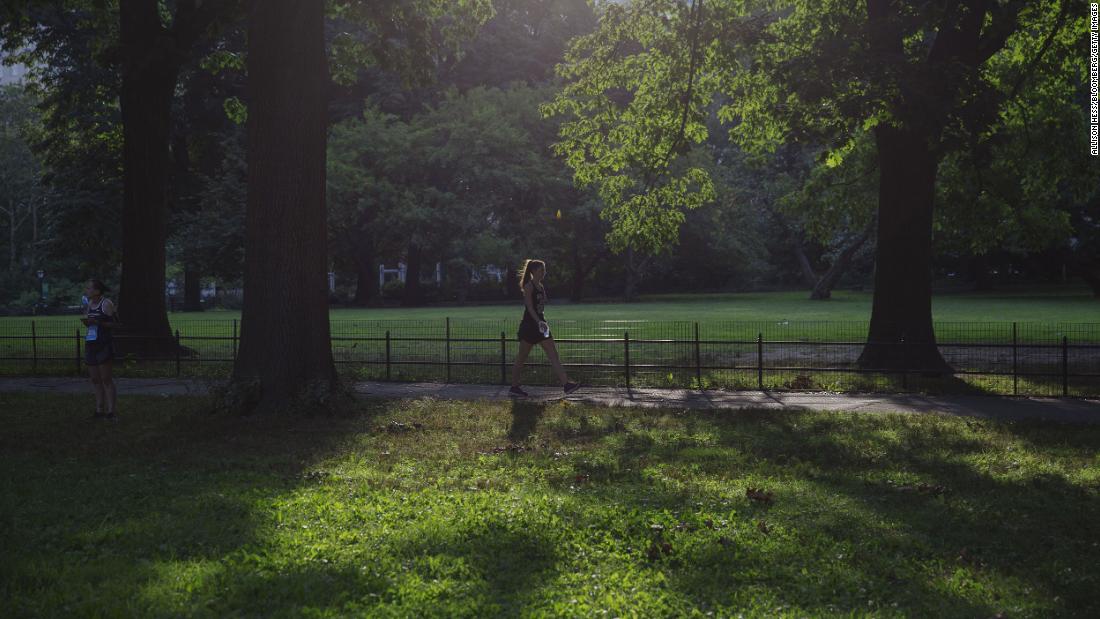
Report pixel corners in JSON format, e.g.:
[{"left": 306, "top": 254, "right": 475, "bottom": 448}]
[
  {"left": 2, "top": 393, "right": 1098, "bottom": 617},
  {"left": 4, "top": 286, "right": 1098, "bottom": 327}
]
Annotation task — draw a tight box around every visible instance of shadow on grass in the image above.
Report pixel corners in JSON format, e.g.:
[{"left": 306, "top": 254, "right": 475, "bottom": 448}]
[
  {"left": 507, "top": 399, "right": 548, "bottom": 442},
  {"left": 664, "top": 410, "right": 1100, "bottom": 615},
  {"left": 0, "top": 392, "right": 389, "bottom": 615},
  {"left": 512, "top": 406, "right": 1097, "bottom": 615}
]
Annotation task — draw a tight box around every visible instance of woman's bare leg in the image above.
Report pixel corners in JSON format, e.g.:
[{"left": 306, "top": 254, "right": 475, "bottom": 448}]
[
  {"left": 89, "top": 365, "right": 105, "bottom": 412},
  {"left": 539, "top": 338, "right": 570, "bottom": 385},
  {"left": 101, "top": 361, "right": 117, "bottom": 414},
  {"left": 512, "top": 340, "right": 535, "bottom": 387}
]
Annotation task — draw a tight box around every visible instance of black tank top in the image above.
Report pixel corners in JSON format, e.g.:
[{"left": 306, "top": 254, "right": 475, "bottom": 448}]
[
  {"left": 86, "top": 298, "right": 114, "bottom": 345},
  {"left": 522, "top": 284, "right": 547, "bottom": 323}
]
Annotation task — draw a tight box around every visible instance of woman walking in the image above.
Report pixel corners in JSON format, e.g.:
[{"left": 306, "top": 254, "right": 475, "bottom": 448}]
[
  {"left": 82, "top": 279, "right": 121, "bottom": 421},
  {"left": 510, "top": 259, "right": 581, "bottom": 397}
]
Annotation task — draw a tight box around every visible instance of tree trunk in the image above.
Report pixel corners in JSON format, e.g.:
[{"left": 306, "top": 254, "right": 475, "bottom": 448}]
[
  {"left": 792, "top": 239, "right": 819, "bottom": 289},
  {"left": 809, "top": 223, "right": 873, "bottom": 300},
  {"left": 352, "top": 235, "right": 378, "bottom": 305},
  {"left": 969, "top": 253, "right": 993, "bottom": 291},
  {"left": 857, "top": 124, "right": 950, "bottom": 372},
  {"left": 30, "top": 198, "right": 37, "bottom": 270},
  {"left": 1078, "top": 267, "right": 1100, "bottom": 298},
  {"left": 570, "top": 264, "right": 587, "bottom": 302},
  {"left": 402, "top": 243, "right": 423, "bottom": 306},
  {"left": 183, "top": 266, "right": 203, "bottom": 311},
  {"left": 623, "top": 246, "right": 637, "bottom": 302},
  {"left": 117, "top": 0, "right": 176, "bottom": 349},
  {"left": 232, "top": 0, "right": 336, "bottom": 412},
  {"left": 7, "top": 204, "right": 14, "bottom": 274}
]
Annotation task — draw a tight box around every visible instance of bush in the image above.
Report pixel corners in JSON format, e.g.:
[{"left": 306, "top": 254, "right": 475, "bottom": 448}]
[{"left": 381, "top": 279, "right": 404, "bottom": 299}]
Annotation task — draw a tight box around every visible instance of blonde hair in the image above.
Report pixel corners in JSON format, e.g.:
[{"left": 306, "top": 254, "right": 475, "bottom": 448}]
[{"left": 516, "top": 259, "right": 545, "bottom": 292}]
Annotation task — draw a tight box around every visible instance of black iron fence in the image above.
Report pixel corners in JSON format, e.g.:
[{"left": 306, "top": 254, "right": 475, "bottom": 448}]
[{"left": 1, "top": 318, "right": 1098, "bottom": 397}]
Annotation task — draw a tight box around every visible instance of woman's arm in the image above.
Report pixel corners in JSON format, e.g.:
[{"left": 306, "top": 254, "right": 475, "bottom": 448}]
[{"left": 523, "top": 283, "right": 542, "bottom": 323}]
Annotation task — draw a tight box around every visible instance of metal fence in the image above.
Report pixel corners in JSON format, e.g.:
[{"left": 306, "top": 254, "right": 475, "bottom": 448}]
[{"left": 1, "top": 318, "right": 1098, "bottom": 397}]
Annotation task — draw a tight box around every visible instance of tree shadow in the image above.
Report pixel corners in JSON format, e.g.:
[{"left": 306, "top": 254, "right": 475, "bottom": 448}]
[
  {"left": 528, "top": 407, "right": 1097, "bottom": 616},
  {"left": 0, "top": 392, "right": 392, "bottom": 615},
  {"left": 507, "top": 399, "right": 548, "bottom": 442}
]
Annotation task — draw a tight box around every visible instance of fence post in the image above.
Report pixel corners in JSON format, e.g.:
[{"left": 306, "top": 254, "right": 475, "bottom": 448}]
[
  {"left": 445, "top": 317, "right": 451, "bottom": 383},
  {"left": 624, "top": 331, "right": 631, "bottom": 389},
  {"left": 31, "top": 320, "right": 37, "bottom": 372},
  {"left": 232, "top": 319, "right": 238, "bottom": 362},
  {"left": 75, "top": 327, "right": 81, "bottom": 374},
  {"left": 385, "top": 330, "right": 391, "bottom": 381},
  {"left": 1062, "top": 335, "right": 1068, "bottom": 397},
  {"left": 757, "top": 332, "right": 763, "bottom": 390},
  {"left": 500, "top": 331, "right": 507, "bottom": 385},
  {"left": 694, "top": 321, "right": 701, "bottom": 389},
  {"left": 1012, "top": 322, "right": 1018, "bottom": 396},
  {"left": 175, "top": 329, "right": 181, "bottom": 377}
]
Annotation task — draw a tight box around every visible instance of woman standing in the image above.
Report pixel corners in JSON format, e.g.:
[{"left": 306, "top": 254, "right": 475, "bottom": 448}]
[
  {"left": 510, "top": 259, "right": 581, "bottom": 397},
  {"left": 82, "top": 279, "right": 121, "bottom": 421}
]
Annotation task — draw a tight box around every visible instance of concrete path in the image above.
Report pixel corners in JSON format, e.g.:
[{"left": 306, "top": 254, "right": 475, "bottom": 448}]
[{"left": 2, "top": 377, "right": 1098, "bottom": 424}]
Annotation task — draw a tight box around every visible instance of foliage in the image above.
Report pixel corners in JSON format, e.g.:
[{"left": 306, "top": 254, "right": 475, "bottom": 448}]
[
  {"left": 544, "top": 0, "right": 721, "bottom": 255},
  {"left": 327, "top": 0, "right": 496, "bottom": 87}
]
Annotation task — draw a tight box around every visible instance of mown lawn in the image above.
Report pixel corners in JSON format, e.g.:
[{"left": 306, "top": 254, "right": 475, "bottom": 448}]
[
  {"left": 1, "top": 393, "right": 1097, "bottom": 617},
  {"left": 4, "top": 286, "right": 1099, "bottom": 327}
]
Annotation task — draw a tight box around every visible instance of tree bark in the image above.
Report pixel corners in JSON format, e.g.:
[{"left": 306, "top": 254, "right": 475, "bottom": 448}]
[
  {"left": 809, "top": 223, "right": 873, "bottom": 300},
  {"left": 183, "top": 266, "right": 203, "bottom": 311},
  {"left": 857, "top": 124, "right": 950, "bottom": 371},
  {"left": 793, "top": 240, "right": 819, "bottom": 290},
  {"left": 402, "top": 242, "right": 423, "bottom": 306},
  {"left": 117, "top": 0, "right": 178, "bottom": 346},
  {"left": 232, "top": 0, "right": 337, "bottom": 412}
]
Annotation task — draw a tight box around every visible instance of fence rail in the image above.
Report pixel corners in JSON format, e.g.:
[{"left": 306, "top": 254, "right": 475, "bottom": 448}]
[{"left": 1, "top": 318, "right": 1098, "bottom": 397}]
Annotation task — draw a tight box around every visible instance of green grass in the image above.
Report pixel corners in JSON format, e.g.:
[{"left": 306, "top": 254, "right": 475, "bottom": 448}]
[
  {"left": 2, "top": 393, "right": 1098, "bottom": 617},
  {"left": 5, "top": 286, "right": 1099, "bottom": 326}
]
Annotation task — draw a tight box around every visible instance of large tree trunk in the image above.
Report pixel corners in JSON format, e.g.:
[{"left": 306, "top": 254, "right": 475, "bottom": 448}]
[
  {"left": 232, "top": 0, "right": 336, "bottom": 412},
  {"left": 117, "top": 0, "right": 177, "bottom": 349},
  {"left": 183, "top": 266, "right": 203, "bottom": 311},
  {"left": 857, "top": 124, "right": 950, "bottom": 372},
  {"left": 402, "top": 243, "right": 423, "bottom": 307},
  {"left": 352, "top": 235, "right": 378, "bottom": 305}
]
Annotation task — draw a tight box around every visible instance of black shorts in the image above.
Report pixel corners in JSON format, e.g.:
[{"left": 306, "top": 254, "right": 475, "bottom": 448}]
[
  {"left": 517, "top": 319, "right": 549, "bottom": 345},
  {"left": 85, "top": 340, "right": 115, "bottom": 366}
]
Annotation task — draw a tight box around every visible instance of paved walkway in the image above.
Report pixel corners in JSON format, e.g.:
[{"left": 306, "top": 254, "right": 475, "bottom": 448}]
[{"left": 2, "top": 377, "right": 1098, "bottom": 424}]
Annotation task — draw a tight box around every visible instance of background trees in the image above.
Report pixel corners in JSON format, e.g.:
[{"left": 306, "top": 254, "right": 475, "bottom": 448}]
[{"left": 545, "top": 0, "right": 1097, "bottom": 369}]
